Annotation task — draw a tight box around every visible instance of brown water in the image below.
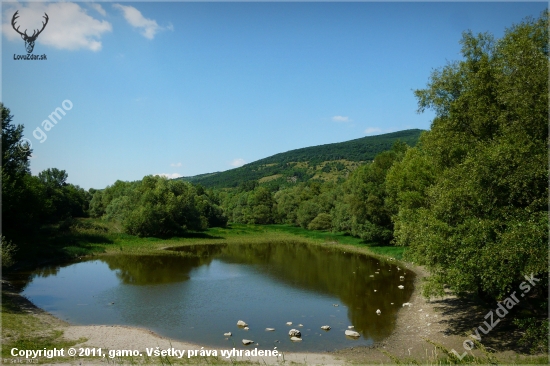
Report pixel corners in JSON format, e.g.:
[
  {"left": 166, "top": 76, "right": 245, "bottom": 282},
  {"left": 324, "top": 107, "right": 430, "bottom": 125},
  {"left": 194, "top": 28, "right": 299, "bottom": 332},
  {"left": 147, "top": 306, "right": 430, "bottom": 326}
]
[{"left": 16, "top": 242, "right": 414, "bottom": 352}]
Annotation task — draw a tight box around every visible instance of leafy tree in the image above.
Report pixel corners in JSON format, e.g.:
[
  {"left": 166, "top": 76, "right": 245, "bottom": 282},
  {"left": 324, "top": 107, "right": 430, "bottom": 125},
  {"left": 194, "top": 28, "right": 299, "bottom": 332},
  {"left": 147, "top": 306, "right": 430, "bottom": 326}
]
[
  {"left": 2, "top": 105, "right": 30, "bottom": 236},
  {"left": 405, "top": 12, "right": 548, "bottom": 306},
  {"left": 98, "top": 176, "right": 227, "bottom": 236},
  {"left": 36, "top": 168, "right": 90, "bottom": 221},
  {"left": 248, "top": 186, "right": 275, "bottom": 224},
  {"left": 308, "top": 213, "right": 332, "bottom": 231},
  {"left": 344, "top": 143, "right": 406, "bottom": 243},
  {"left": 1, "top": 104, "right": 30, "bottom": 179},
  {"left": 385, "top": 147, "right": 438, "bottom": 246}
]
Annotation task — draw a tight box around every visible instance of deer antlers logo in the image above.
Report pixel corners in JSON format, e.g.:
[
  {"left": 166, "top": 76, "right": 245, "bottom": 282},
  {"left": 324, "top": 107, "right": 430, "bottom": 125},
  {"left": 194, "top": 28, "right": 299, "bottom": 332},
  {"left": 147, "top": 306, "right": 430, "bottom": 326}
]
[{"left": 11, "top": 11, "right": 49, "bottom": 54}]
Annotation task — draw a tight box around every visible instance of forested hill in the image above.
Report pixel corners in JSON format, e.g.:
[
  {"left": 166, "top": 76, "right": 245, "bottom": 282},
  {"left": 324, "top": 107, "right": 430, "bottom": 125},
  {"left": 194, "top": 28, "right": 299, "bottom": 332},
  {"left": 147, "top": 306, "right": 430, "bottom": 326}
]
[{"left": 179, "top": 129, "right": 423, "bottom": 189}]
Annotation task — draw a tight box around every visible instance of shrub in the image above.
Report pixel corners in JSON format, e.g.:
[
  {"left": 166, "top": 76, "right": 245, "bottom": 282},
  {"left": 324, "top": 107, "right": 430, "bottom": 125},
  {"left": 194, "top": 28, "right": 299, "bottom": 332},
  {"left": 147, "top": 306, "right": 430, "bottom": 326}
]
[{"left": 307, "top": 213, "right": 332, "bottom": 231}]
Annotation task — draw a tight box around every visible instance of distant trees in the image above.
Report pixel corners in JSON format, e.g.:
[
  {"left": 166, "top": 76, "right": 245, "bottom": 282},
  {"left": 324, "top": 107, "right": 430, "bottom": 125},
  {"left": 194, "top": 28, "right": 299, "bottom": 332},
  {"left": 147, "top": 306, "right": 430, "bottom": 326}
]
[
  {"left": 221, "top": 185, "right": 275, "bottom": 224},
  {"left": 89, "top": 176, "right": 227, "bottom": 237},
  {"left": 38, "top": 168, "right": 90, "bottom": 221},
  {"left": 343, "top": 142, "right": 407, "bottom": 243}
]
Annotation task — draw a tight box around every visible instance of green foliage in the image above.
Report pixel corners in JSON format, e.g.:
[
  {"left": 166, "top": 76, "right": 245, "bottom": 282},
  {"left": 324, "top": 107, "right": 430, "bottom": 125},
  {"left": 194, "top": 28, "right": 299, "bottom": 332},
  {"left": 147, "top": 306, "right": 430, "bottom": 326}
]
[
  {"left": 1, "top": 103, "right": 30, "bottom": 179},
  {"left": 38, "top": 168, "right": 90, "bottom": 221},
  {"left": 344, "top": 144, "right": 406, "bottom": 243},
  {"left": 307, "top": 213, "right": 332, "bottom": 231},
  {"left": 385, "top": 147, "right": 438, "bottom": 246},
  {"left": 1, "top": 236, "right": 18, "bottom": 269},
  {"left": 297, "top": 200, "right": 322, "bottom": 228},
  {"left": 2, "top": 104, "right": 36, "bottom": 238},
  {"left": 93, "top": 176, "right": 227, "bottom": 237},
  {"left": 1, "top": 105, "right": 90, "bottom": 253},
  {"left": 403, "top": 12, "right": 548, "bottom": 302},
  {"left": 221, "top": 185, "right": 276, "bottom": 224},
  {"left": 179, "top": 129, "right": 422, "bottom": 189},
  {"left": 514, "top": 318, "right": 549, "bottom": 354}
]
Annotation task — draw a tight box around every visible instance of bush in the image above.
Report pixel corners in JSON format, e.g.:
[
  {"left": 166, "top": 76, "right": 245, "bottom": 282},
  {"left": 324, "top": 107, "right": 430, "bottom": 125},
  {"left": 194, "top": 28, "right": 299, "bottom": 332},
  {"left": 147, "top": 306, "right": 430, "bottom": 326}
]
[
  {"left": 1, "top": 236, "right": 17, "bottom": 268},
  {"left": 514, "top": 317, "right": 549, "bottom": 354},
  {"left": 307, "top": 213, "right": 332, "bottom": 231}
]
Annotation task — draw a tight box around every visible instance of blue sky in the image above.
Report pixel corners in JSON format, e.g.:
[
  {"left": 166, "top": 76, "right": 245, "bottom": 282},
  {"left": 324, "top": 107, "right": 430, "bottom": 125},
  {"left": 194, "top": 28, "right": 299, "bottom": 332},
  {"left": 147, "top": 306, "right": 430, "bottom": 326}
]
[{"left": 2, "top": 1, "right": 547, "bottom": 190}]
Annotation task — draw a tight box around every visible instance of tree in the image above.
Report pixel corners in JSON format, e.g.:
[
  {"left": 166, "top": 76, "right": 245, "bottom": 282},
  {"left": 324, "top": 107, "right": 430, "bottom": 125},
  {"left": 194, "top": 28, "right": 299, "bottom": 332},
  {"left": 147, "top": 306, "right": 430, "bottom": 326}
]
[
  {"left": 1, "top": 104, "right": 31, "bottom": 179},
  {"left": 385, "top": 147, "right": 438, "bottom": 246},
  {"left": 308, "top": 213, "right": 332, "bottom": 231},
  {"left": 344, "top": 143, "right": 406, "bottom": 243},
  {"left": 1, "top": 104, "right": 44, "bottom": 239},
  {"left": 405, "top": 12, "right": 548, "bottom": 304}
]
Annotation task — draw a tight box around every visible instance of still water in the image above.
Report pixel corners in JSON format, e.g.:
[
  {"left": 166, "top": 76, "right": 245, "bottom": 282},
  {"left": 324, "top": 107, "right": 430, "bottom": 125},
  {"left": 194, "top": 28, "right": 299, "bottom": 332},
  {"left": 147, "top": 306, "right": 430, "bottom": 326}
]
[{"left": 17, "top": 242, "right": 414, "bottom": 352}]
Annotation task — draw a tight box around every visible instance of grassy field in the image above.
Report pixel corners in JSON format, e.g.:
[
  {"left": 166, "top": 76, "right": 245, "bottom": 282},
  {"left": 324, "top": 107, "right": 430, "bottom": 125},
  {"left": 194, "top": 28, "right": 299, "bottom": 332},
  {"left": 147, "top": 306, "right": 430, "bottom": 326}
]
[{"left": 11, "top": 219, "right": 406, "bottom": 267}]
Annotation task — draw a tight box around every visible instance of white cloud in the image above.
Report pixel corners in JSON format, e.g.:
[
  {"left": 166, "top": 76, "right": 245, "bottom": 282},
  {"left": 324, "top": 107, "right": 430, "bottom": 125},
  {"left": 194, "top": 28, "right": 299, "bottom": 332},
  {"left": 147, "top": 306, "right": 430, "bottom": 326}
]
[
  {"left": 113, "top": 4, "right": 171, "bottom": 40},
  {"left": 89, "top": 3, "right": 106, "bottom": 17},
  {"left": 364, "top": 127, "right": 383, "bottom": 135},
  {"left": 155, "top": 173, "right": 183, "bottom": 179},
  {"left": 231, "top": 158, "right": 246, "bottom": 167},
  {"left": 332, "top": 116, "right": 350, "bottom": 123},
  {"left": 170, "top": 162, "right": 182, "bottom": 167},
  {"left": 3, "top": 2, "right": 112, "bottom": 52}
]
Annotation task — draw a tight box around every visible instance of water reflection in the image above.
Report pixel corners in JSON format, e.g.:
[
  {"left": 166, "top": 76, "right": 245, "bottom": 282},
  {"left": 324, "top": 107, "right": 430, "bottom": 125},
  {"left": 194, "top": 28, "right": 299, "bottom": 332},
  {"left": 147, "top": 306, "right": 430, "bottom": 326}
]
[
  {"left": 171, "top": 242, "right": 415, "bottom": 341},
  {"left": 17, "top": 242, "right": 414, "bottom": 351}
]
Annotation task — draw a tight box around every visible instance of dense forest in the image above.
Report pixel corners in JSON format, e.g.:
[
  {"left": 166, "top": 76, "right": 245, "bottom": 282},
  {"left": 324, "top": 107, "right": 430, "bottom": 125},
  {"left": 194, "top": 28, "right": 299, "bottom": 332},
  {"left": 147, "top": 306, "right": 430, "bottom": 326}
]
[
  {"left": 2, "top": 12, "right": 547, "bottom": 353},
  {"left": 178, "top": 129, "right": 423, "bottom": 189}
]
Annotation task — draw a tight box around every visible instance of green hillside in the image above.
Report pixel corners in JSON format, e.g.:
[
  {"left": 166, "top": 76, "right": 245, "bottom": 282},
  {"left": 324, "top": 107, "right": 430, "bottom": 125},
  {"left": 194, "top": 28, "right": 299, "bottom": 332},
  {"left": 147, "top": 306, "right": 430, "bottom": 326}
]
[{"left": 179, "top": 129, "right": 424, "bottom": 189}]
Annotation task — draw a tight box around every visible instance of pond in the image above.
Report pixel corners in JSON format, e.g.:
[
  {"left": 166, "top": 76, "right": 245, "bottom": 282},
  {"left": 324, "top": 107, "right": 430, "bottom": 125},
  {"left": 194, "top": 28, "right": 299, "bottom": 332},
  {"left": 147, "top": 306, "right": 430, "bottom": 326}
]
[{"left": 14, "top": 242, "right": 415, "bottom": 352}]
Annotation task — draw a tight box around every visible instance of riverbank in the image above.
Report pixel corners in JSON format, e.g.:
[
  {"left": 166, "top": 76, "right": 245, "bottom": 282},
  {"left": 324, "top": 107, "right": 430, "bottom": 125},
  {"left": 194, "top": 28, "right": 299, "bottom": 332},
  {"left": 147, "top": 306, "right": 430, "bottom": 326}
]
[{"left": 2, "top": 223, "right": 548, "bottom": 364}]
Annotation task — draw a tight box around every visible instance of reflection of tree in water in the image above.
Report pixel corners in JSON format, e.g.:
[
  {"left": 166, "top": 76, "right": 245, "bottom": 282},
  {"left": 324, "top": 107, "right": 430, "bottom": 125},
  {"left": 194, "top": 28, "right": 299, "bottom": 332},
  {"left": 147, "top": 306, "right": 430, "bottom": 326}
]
[
  {"left": 217, "top": 242, "right": 415, "bottom": 341},
  {"left": 166, "top": 243, "right": 226, "bottom": 257},
  {"left": 14, "top": 242, "right": 414, "bottom": 342},
  {"left": 9, "top": 260, "right": 81, "bottom": 292},
  {"left": 100, "top": 249, "right": 224, "bottom": 285}
]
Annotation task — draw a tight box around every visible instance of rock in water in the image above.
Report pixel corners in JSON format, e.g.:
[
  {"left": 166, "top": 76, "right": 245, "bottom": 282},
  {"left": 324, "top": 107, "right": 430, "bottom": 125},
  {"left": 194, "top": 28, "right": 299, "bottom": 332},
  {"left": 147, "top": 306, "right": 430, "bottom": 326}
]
[
  {"left": 398, "top": 285, "right": 404, "bottom": 289},
  {"left": 347, "top": 326, "right": 354, "bottom": 329},
  {"left": 265, "top": 328, "right": 275, "bottom": 331},
  {"left": 290, "top": 337, "right": 302, "bottom": 342},
  {"left": 237, "top": 320, "right": 248, "bottom": 327},
  {"left": 244, "top": 327, "right": 249, "bottom": 330},
  {"left": 286, "top": 322, "right": 292, "bottom": 325},
  {"left": 242, "top": 339, "right": 254, "bottom": 345},
  {"left": 288, "top": 329, "right": 301, "bottom": 337},
  {"left": 321, "top": 325, "right": 331, "bottom": 330},
  {"left": 224, "top": 332, "right": 232, "bottom": 337},
  {"left": 345, "top": 330, "right": 360, "bottom": 338},
  {"left": 376, "top": 309, "right": 381, "bottom": 315}
]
